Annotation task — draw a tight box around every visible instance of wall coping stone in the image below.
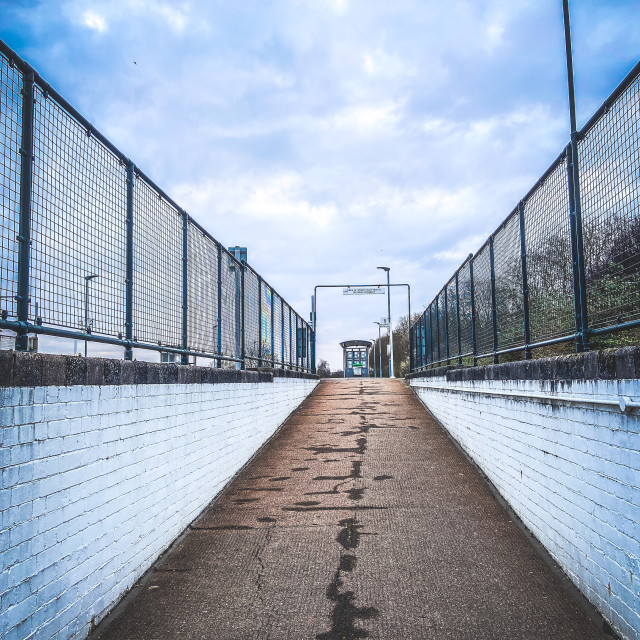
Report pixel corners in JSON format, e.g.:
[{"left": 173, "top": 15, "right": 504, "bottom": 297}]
[
  {"left": 405, "top": 346, "right": 640, "bottom": 382},
  {"left": 0, "top": 351, "right": 319, "bottom": 387}
]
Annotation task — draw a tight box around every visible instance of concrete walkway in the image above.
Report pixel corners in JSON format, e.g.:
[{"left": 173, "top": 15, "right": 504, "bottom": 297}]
[{"left": 92, "top": 379, "right": 608, "bottom": 640}]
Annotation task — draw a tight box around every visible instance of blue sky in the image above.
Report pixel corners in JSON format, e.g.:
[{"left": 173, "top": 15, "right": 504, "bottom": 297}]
[{"left": 1, "top": 0, "right": 639, "bottom": 369}]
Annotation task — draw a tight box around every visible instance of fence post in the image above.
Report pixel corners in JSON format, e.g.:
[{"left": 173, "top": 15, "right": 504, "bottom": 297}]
[
  {"left": 518, "top": 202, "right": 532, "bottom": 359},
  {"left": 409, "top": 324, "right": 414, "bottom": 372},
  {"left": 240, "top": 261, "right": 246, "bottom": 369},
  {"left": 289, "top": 306, "right": 292, "bottom": 369},
  {"left": 15, "top": 68, "right": 35, "bottom": 352},
  {"left": 420, "top": 311, "right": 427, "bottom": 369},
  {"left": 124, "top": 162, "right": 134, "bottom": 360},
  {"left": 270, "top": 287, "right": 275, "bottom": 368},
  {"left": 181, "top": 211, "right": 189, "bottom": 365},
  {"left": 455, "top": 272, "right": 462, "bottom": 365},
  {"left": 566, "top": 144, "right": 589, "bottom": 352},
  {"left": 563, "top": 0, "right": 589, "bottom": 353},
  {"left": 216, "top": 244, "right": 222, "bottom": 368},
  {"left": 489, "top": 235, "right": 499, "bottom": 364},
  {"left": 281, "top": 298, "right": 285, "bottom": 369},
  {"left": 469, "top": 256, "right": 478, "bottom": 366},
  {"left": 443, "top": 288, "right": 449, "bottom": 363},
  {"left": 428, "top": 305, "right": 433, "bottom": 366},
  {"left": 435, "top": 296, "right": 441, "bottom": 364},
  {"left": 258, "top": 276, "right": 263, "bottom": 366}
]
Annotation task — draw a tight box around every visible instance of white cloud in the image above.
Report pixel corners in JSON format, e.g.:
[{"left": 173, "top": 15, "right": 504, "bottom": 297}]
[
  {"left": 362, "top": 49, "right": 416, "bottom": 78},
  {"left": 82, "top": 11, "right": 107, "bottom": 32},
  {"left": 328, "top": 0, "right": 348, "bottom": 15},
  {"left": 327, "top": 101, "right": 403, "bottom": 132},
  {"left": 174, "top": 173, "right": 338, "bottom": 232}
]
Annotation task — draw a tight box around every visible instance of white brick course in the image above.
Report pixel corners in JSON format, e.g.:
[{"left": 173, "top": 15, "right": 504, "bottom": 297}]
[
  {"left": 0, "top": 378, "right": 317, "bottom": 640},
  {"left": 410, "top": 375, "right": 640, "bottom": 640}
]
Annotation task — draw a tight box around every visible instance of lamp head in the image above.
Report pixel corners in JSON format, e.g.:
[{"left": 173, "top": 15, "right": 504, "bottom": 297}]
[
  {"left": 376, "top": 266, "right": 390, "bottom": 272},
  {"left": 85, "top": 274, "right": 99, "bottom": 281}
]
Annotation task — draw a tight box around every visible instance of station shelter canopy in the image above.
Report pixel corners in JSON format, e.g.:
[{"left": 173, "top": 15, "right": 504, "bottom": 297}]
[{"left": 340, "top": 340, "right": 371, "bottom": 378}]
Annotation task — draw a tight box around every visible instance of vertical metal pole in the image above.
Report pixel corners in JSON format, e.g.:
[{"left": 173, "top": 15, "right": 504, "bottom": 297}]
[
  {"left": 566, "top": 144, "right": 589, "bottom": 352},
  {"left": 410, "top": 324, "right": 414, "bottom": 372},
  {"left": 240, "top": 261, "right": 246, "bottom": 370},
  {"left": 270, "top": 287, "right": 275, "bottom": 368},
  {"left": 469, "top": 258, "right": 478, "bottom": 366},
  {"left": 443, "top": 287, "right": 449, "bottom": 363},
  {"left": 435, "top": 296, "right": 441, "bottom": 364},
  {"left": 428, "top": 305, "right": 433, "bottom": 366},
  {"left": 489, "top": 235, "right": 499, "bottom": 364},
  {"left": 518, "top": 202, "right": 532, "bottom": 359},
  {"left": 84, "top": 278, "right": 90, "bottom": 358},
  {"left": 257, "top": 276, "right": 263, "bottom": 366},
  {"left": 311, "top": 294, "right": 316, "bottom": 374},
  {"left": 455, "top": 272, "right": 462, "bottom": 365},
  {"left": 420, "top": 315, "right": 425, "bottom": 368},
  {"left": 563, "top": 0, "right": 589, "bottom": 352},
  {"left": 216, "top": 244, "right": 222, "bottom": 368},
  {"left": 386, "top": 270, "right": 394, "bottom": 378},
  {"left": 377, "top": 326, "right": 381, "bottom": 376},
  {"left": 16, "top": 68, "right": 35, "bottom": 352},
  {"left": 289, "top": 305, "right": 292, "bottom": 369},
  {"left": 181, "top": 211, "right": 189, "bottom": 365},
  {"left": 124, "top": 162, "right": 134, "bottom": 360},
  {"left": 295, "top": 314, "right": 299, "bottom": 370},
  {"left": 281, "top": 297, "right": 285, "bottom": 369}
]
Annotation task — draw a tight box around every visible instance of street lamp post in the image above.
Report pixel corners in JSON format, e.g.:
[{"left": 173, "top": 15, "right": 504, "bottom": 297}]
[
  {"left": 371, "top": 338, "right": 376, "bottom": 378},
  {"left": 84, "top": 274, "right": 99, "bottom": 357},
  {"left": 374, "top": 321, "right": 387, "bottom": 377},
  {"left": 377, "top": 267, "right": 394, "bottom": 378}
]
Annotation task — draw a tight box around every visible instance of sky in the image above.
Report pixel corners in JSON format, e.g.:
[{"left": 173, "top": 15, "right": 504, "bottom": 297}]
[{"left": 1, "top": 0, "right": 639, "bottom": 369}]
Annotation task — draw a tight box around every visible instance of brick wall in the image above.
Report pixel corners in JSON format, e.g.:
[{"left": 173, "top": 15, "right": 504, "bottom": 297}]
[
  {"left": 408, "top": 348, "right": 640, "bottom": 640},
  {"left": 0, "top": 353, "right": 318, "bottom": 640}
]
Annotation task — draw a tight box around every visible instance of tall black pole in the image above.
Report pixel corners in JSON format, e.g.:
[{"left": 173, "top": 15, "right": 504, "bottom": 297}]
[
  {"left": 563, "top": 0, "right": 589, "bottom": 352},
  {"left": 16, "top": 69, "right": 35, "bottom": 352}
]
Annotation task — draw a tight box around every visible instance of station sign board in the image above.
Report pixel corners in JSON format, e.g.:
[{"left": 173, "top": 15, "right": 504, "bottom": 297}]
[{"left": 343, "top": 287, "right": 385, "bottom": 295}]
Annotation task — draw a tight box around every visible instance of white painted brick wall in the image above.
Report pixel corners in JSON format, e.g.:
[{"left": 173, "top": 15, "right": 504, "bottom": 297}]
[
  {"left": 409, "top": 376, "right": 640, "bottom": 640},
  {"left": 0, "top": 378, "right": 317, "bottom": 640}
]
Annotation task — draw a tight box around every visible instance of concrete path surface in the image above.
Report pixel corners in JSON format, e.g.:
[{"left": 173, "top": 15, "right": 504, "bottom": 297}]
[{"left": 92, "top": 379, "right": 609, "bottom": 640}]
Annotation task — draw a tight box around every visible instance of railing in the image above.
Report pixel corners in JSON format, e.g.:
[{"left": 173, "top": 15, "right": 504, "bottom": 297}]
[
  {"left": 0, "top": 40, "right": 311, "bottom": 371},
  {"left": 410, "top": 60, "right": 640, "bottom": 371}
]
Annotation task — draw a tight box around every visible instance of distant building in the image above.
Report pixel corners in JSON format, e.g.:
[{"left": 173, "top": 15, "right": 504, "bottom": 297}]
[{"left": 340, "top": 340, "right": 371, "bottom": 378}]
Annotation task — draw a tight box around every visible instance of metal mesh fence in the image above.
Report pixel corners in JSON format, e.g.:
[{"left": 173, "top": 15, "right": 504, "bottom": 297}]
[
  {"left": 524, "top": 158, "right": 574, "bottom": 344},
  {"left": 0, "top": 52, "right": 21, "bottom": 322},
  {"left": 446, "top": 278, "right": 458, "bottom": 360},
  {"left": 458, "top": 260, "right": 473, "bottom": 356},
  {"left": 411, "top": 61, "right": 640, "bottom": 370},
  {"left": 261, "top": 284, "right": 272, "bottom": 361},
  {"left": 220, "top": 250, "right": 241, "bottom": 361},
  {"left": 472, "top": 244, "right": 493, "bottom": 356},
  {"left": 244, "top": 267, "right": 260, "bottom": 367},
  {"left": 273, "top": 291, "right": 282, "bottom": 365},
  {"left": 187, "top": 224, "right": 218, "bottom": 355},
  {"left": 132, "top": 176, "right": 182, "bottom": 346},
  {"left": 283, "top": 302, "right": 291, "bottom": 366},
  {"left": 493, "top": 211, "right": 523, "bottom": 351},
  {"left": 0, "top": 41, "right": 311, "bottom": 369},
  {"left": 579, "top": 73, "right": 640, "bottom": 330},
  {"left": 31, "top": 85, "right": 127, "bottom": 337}
]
